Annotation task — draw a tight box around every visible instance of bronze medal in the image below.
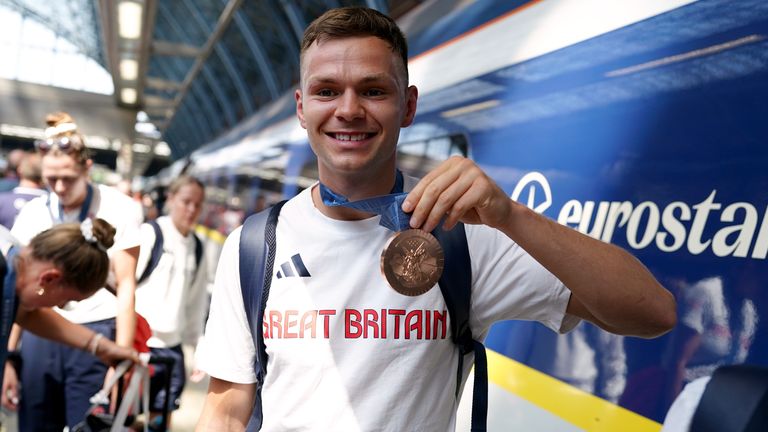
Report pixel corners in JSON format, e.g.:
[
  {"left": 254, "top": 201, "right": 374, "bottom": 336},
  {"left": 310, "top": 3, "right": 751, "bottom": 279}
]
[{"left": 380, "top": 229, "right": 444, "bottom": 296}]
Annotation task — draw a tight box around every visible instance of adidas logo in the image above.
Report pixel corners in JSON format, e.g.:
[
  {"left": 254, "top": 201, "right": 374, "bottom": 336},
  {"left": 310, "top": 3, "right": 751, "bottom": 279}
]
[{"left": 276, "top": 254, "right": 311, "bottom": 278}]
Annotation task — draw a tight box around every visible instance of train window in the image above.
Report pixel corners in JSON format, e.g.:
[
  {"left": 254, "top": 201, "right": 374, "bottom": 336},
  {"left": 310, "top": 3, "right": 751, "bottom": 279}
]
[{"left": 397, "top": 133, "right": 468, "bottom": 178}]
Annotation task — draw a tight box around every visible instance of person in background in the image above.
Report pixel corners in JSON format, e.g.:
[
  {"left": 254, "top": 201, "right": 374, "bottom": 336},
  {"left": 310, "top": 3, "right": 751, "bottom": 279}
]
[
  {"left": 0, "top": 219, "right": 140, "bottom": 411},
  {"left": 0, "top": 152, "right": 47, "bottom": 229},
  {"left": 116, "top": 178, "right": 133, "bottom": 196},
  {"left": 134, "top": 175, "right": 208, "bottom": 430},
  {"left": 195, "top": 7, "right": 676, "bottom": 431},
  {"left": 0, "top": 150, "right": 27, "bottom": 193},
  {"left": 8, "top": 111, "right": 143, "bottom": 431}
]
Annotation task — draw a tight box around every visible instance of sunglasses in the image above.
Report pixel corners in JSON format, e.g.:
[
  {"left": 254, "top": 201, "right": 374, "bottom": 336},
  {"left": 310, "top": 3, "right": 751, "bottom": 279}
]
[{"left": 34, "top": 136, "right": 82, "bottom": 154}]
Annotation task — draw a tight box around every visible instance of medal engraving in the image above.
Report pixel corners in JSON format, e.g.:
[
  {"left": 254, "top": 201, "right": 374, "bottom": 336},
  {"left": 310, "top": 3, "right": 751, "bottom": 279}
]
[{"left": 380, "top": 230, "right": 444, "bottom": 296}]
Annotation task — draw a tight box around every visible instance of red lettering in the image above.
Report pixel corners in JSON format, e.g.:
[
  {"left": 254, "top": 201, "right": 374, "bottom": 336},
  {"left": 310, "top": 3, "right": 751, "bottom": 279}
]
[
  {"left": 380, "top": 308, "right": 387, "bottom": 339},
  {"left": 405, "top": 310, "right": 423, "bottom": 339},
  {"left": 424, "top": 310, "right": 431, "bottom": 340},
  {"left": 434, "top": 310, "right": 447, "bottom": 339},
  {"left": 318, "top": 309, "right": 336, "bottom": 339},
  {"left": 269, "top": 311, "right": 282, "bottom": 339},
  {"left": 284, "top": 310, "right": 299, "bottom": 338},
  {"left": 389, "top": 309, "right": 405, "bottom": 339},
  {"left": 299, "top": 311, "right": 318, "bottom": 338},
  {"left": 345, "top": 309, "right": 362, "bottom": 338},
  {"left": 364, "top": 309, "right": 379, "bottom": 338}
]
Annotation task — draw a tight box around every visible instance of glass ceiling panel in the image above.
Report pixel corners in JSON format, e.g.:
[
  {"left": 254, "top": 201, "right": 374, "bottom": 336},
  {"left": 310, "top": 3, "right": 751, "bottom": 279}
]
[
  {"left": 0, "top": 3, "right": 113, "bottom": 94},
  {"left": 2, "top": 0, "right": 105, "bottom": 65}
]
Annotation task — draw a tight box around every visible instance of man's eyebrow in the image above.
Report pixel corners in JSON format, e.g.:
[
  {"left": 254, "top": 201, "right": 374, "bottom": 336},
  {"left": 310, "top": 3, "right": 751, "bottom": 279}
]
[{"left": 306, "top": 74, "right": 395, "bottom": 85}]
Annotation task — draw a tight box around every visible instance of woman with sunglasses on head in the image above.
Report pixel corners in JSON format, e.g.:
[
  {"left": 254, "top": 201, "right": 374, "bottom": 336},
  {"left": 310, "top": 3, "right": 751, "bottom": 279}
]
[
  {"left": 8, "top": 111, "right": 144, "bottom": 431},
  {"left": 0, "top": 219, "right": 140, "bottom": 411}
]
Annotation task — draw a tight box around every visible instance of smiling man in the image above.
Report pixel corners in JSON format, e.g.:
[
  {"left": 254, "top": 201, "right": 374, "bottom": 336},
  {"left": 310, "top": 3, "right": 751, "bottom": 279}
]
[{"left": 195, "top": 7, "right": 676, "bottom": 432}]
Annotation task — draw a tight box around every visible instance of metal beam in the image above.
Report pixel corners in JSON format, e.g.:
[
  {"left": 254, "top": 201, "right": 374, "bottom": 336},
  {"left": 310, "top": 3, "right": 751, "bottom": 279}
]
[
  {"left": 181, "top": 0, "right": 255, "bottom": 115},
  {"left": 233, "top": 10, "right": 280, "bottom": 99},
  {"left": 279, "top": 0, "right": 307, "bottom": 44},
  {"left": 145, "top": 76, "right": 182, "bottom": 92},
  {"left": 152, "top": 40, "right": 202, "bottom": 57},
  {"left": 149, "top": 39, "right": 216, "bottom": 144},
  {"left": 156, "top": 3, "right": 236, "bottom": 129},
  {"left": 143, "top": 94, "right": 175, "bottom": 107},
  {"left": 161, "top": 0, "right": 245, "bottom": 133}
]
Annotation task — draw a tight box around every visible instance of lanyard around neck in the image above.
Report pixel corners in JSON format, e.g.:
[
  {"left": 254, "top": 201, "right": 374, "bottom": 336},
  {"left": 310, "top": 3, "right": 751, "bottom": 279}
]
[
  {"left": 47, "top": 183, "right": 93, "bottom": 224},
  {"left": 318, "top": 170, "right": 410, "bottom": 232}
]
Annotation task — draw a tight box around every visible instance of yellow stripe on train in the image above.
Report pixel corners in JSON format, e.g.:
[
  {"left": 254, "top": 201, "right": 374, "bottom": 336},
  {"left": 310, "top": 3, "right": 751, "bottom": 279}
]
[
  {"left": 195, "top": 225, "right": 227, "bottom": 245},
  {"left": 487, "top": 349, "right": 662, "bottom": 432}
]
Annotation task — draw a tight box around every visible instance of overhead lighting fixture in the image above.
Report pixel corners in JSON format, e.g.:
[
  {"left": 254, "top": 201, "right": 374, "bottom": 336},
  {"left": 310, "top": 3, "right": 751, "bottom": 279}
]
[
  {"left": 120, "top": 59, "right": 138, "bottom": 80},
  {"left": 154, "top": 142, "right": 171, "bottom": 156},
  {"left": 118, "top": 1, "right": 143, "bottom": 39},
  {"left": 121, "top": 88, "right": 137, "bottom": 104}
]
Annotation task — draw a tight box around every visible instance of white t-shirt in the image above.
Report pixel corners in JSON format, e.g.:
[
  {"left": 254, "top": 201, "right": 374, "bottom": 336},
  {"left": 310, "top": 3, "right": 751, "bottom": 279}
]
[
  {"left": 135, "top": 215, "right": 208, "bottom": 348},
  {"left": 197, "top": 186, "right": 578, "bottom": 431},
  {"left": 0, "top": 225, "right": 18, "bottom": 258},
  {"left": 11, "top": 183, "right": 143, "bottom": 323}
]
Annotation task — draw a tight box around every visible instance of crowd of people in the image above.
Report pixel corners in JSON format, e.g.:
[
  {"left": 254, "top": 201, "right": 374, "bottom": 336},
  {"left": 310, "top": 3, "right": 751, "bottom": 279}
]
[{"left": 0, "top": 112, "right": 209, "bottom": 431}]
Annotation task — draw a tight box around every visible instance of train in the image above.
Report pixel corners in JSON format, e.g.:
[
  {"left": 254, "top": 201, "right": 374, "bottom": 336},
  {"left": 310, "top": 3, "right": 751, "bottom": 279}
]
[{"left": 151, "top": 0, "right": 768, "bottom": 430}]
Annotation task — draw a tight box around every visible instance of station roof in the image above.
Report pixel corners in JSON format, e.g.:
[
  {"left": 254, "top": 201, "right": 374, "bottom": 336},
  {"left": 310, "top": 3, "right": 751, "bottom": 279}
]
[{"left": 1, "top": 0, "right": 423, "bottom": 175}]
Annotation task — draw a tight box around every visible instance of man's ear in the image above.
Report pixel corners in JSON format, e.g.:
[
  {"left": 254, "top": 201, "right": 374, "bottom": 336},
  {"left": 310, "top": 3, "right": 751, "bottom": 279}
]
[
  {"left": 39, "top": 268, "right": 63, "bottom": 287},
  {"left": 401, "top": 85, "right": 419, "bottom": 127},
  {"left": 296, "top": 89, "right": 307, "bottom": 129}
]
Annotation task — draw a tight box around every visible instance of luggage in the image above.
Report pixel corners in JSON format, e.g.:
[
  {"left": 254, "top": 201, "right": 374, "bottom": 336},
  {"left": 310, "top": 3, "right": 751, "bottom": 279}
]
[
  {"left": 71, "top": 358, "right": 149, "bottom": 432},
  {"left": 71, "top": 354, "right": 176, "bottom": 432}
]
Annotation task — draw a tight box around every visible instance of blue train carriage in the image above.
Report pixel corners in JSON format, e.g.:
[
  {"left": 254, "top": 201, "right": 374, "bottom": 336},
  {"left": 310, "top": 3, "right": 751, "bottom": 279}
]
[{"left": 183, "top": 0, "right": 768, "bottom": 430}]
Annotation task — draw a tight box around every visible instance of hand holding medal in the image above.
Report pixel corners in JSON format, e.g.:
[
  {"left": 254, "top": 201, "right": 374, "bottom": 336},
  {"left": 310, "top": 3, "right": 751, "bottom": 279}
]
[{"left": 319, "top": 171, "right": 444, "bottom": 296}]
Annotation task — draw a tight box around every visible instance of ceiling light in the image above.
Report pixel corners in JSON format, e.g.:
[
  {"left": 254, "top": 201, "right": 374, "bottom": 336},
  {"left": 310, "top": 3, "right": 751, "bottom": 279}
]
[
  {"left": 121, "top": 88, "right": 137, "bottom": 104},
  {"left": 155, "top": 142, "right": 171, "bottom": 156},
  {"left": 120, "top": 59, "right": 138, "bottom": 80},
  {"left": 118, "top": 1, "right": 143, "bottom": 39}
]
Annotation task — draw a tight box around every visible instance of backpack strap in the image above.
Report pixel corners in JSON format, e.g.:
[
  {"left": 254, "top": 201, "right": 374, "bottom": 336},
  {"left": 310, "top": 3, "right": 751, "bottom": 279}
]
[
  {"left": 137, "top": 220, "right": 164, "bottom": 285},
  {"left": 138, "top": 221, "right": 204, "bottom": 285},
  {"left": 193, "top": 234, "right": 203, "bottom": 268},
  {"left": 239, "top": 200, "right": 286, "bottom": 431},
  {"left": 434, "top": 223, "right": 487, "bottom": 432},
  {"left": 190, "top": 232, "right": 204, "bottom": 283}
]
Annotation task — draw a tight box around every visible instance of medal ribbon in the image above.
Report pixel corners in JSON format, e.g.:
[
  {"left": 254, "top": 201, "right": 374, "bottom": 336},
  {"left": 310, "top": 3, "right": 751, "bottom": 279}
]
[
  {"left": 47, "top": 183, "right": 93, "bottom": 224},
  {"left": 319, "top": 170, "right": 411, "bottom": 232}
]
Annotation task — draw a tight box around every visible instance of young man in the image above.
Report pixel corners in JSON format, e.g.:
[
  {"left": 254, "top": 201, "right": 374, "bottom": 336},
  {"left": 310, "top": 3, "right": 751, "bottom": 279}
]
[{"left": 196, "top": 7, "right": 676, "bottom": 431}]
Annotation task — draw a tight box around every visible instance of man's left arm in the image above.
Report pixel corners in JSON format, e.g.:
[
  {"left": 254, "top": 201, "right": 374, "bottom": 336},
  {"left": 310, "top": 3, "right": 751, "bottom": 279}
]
[{"left": 404, "top": 156, "right": 676, "bottom": 338}]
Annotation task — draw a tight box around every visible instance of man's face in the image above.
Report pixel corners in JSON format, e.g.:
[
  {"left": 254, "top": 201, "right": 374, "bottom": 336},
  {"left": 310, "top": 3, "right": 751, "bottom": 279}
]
[
  {"left": 42, "top": 154, "right": 89, "bottom": 208},
  {"left": 296, "top": 36, "right": 417, "bottom": 186}
]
